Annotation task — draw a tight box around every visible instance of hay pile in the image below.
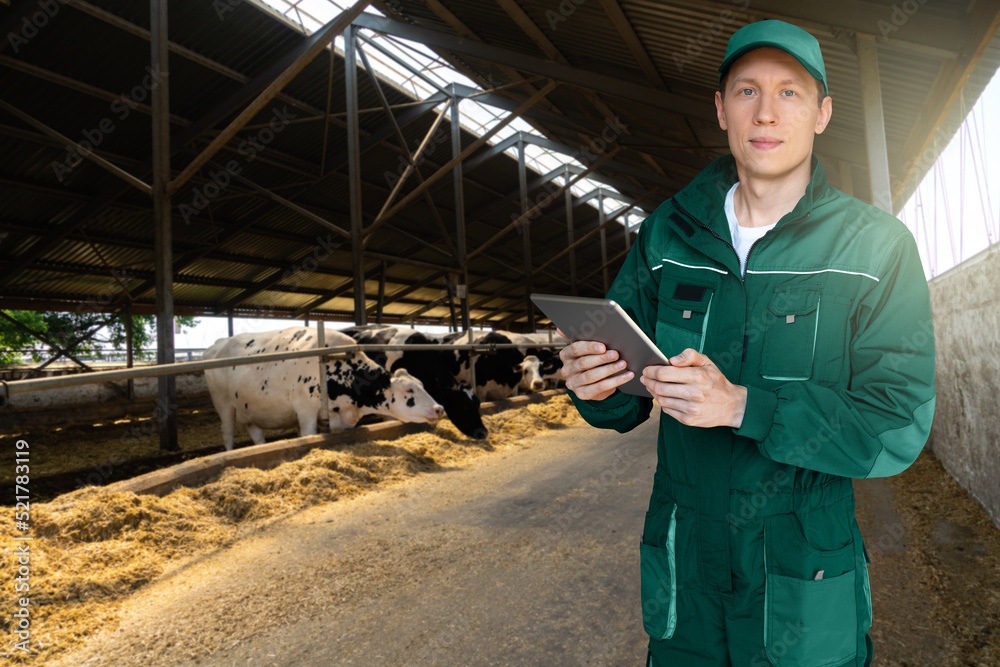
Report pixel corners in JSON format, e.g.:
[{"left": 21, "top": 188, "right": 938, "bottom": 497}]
[
  {"left": 0, "top": 395, "right": 584, "bottom": 665},
  {"left": 885, "top": 449, "right": 1000, "bottom": 665},
  {"left": 0, "top": 408, "right": 244, "bottom": 480}
]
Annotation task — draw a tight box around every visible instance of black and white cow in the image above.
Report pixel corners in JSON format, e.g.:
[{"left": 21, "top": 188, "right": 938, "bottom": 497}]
[
  {"left": 438, "top": 330, "right": 545, "bottom": 401},
  {"left": 203, "top": 327, "right": 443, "bottom": 450},
  {"left": 522, "top": 332, "right": 568, "bottom": 385},
  {"left": 339, "top": 324, "right": 488, "bottom": 439}
]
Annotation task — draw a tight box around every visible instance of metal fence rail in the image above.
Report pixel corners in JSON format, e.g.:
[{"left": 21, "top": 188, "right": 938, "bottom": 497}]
[{"left": 0, "top": 340, "right": 565, "bottom": 406}]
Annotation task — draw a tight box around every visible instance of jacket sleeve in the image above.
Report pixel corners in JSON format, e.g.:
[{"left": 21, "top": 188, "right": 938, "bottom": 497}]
[
  {"left": 734, "top": 230, "right": 936, "bottom": 478},
  {"left": 568, "top": 213, "right": 660, "bottom": 433}
]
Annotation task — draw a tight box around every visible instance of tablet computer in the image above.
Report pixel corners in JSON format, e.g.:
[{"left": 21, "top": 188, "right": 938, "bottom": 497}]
[{"left": 530, "top": 293, "right": 669, "bottom": 397}]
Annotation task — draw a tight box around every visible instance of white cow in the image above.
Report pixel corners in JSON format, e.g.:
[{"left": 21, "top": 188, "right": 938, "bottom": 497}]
[{"left": 203, "top": 327, "right": 443, "bottom": 450}]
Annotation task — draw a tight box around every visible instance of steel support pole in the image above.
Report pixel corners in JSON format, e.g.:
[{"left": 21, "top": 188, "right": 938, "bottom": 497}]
[
  {"left": 151, "top": 0, "right": 177, "bottom": 451},
  {"left": 125, "top": 303, "right": 134, "bottom": 400},
  {"left": 518, "top": 137, "right": 534, "bottom": 331},
  {"left": 450, "top": 95, "right": 471, "bottom": 330},
  {"left": 227, "top": 310, "right": 234, "bottom": 336},
  {"left": 317, "top": 320, "right": 330, "bottom": 430},
  {"left": 345, "top": 25, "right": 367, "bottom": 326},
  {"left": 376, "top": 260, "right": 386, "bottom": 324},
  {"left": 623, "top": 217, "right": 632, "bottom": 252},
  {"left": 566, "top": 169, "right": 577, "bottom": 295},
  {"left": 598, "top": 189, "right": 609, "bottom": 294},
  {"left": 856, "top": 34, "right": 893, "bottom": 213}
]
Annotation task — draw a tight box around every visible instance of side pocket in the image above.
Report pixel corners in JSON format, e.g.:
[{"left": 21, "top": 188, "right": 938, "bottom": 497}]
[
  {"left": 640, "top": 504, "right": 677, "bottom": 640},
  {"left": 655, "top": 291, "right": 714, "bottom": 357},
  {"left": 763, "top": 516, "right": 859, "bottom": 667}
]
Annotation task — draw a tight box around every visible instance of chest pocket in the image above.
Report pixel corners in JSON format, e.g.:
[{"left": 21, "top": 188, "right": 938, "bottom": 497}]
[
  {"left": 655, "top": 281, "right": 715, "bottom": 357},
  {"left": 760, "top": 289, "right": 820, "bottom": 381}
]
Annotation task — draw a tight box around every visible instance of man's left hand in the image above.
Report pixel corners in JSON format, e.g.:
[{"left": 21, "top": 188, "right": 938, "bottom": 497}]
[{"left": 639, "top": 348, "right": 748, "bottom": 429}]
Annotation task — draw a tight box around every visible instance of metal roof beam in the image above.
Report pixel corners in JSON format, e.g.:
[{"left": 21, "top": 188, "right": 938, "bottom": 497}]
[
  {"left": 362, "top": 80, "right": 559, "bottom": 243},
  {"left": 0, "top": 99, "right": 152, "bottom": 195},
  {"left": 290, "top": 281, "right": 355, "bottom": 319},
  {"left": 465, "top": 166, "right": 569, "bottom": 223},
  {"left": 351, "top": 14, "right": 705, "bottom": 117},
  {"left": 461, "top": 133, "right": 521, "bottom": 173},
  {"left": 169, "top": 1, "right": 372, "bottom": 195},
  {"left": 468, "top": 146, "right": 621, "bottom": 262},
  {"left": 518, "top": 132, "right": 687, "bottom": 192},
  {"left": 597, "top": 0, "right": 665, "bottom": 88},
  {"left": 0, "top": 5, "right": 373, "bottom": 287},
  {"left": 447, "top": 83, "right": 591, "bottom": 136}
]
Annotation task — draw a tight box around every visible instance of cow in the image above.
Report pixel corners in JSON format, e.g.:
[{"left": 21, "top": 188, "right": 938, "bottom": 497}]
[
  {"left": 522, "top": 332, "right": 568, "bottom": 385},
  {"left": 202, "top": 327, "right": 443, "bottom": 450},
  {"left": 437, "top": 330, "right": 544, "bottom": 401},
  {"left": 338, "top": 324, "right": 488, "bottom": 439}
]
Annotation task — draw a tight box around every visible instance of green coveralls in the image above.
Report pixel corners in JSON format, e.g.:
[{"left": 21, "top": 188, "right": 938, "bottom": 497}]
[{"left": 569, "top": 155, "right": 936, "bottom": 666}]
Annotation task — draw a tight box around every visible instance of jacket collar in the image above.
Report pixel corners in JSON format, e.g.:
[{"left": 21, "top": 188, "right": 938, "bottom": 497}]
[{"left": 669, "top": 153, "right": 830, "bottom": 240}]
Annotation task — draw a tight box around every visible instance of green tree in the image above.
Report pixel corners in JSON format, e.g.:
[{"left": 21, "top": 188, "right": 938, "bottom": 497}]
[{"left": 0, "top": 311, "right": 198, "bottom": 365}]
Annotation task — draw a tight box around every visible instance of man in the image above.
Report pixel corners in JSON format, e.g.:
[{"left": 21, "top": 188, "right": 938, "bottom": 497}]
[{"left": 559, "top": 20, "right": 935, "bottom": 667}]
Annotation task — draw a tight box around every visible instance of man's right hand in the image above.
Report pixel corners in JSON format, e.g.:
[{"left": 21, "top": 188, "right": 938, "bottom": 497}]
[{"left": 557, "top": 327, "right": 633, "bottom": 401}]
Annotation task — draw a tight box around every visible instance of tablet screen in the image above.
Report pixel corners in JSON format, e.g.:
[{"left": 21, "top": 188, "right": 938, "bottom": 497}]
[{"left": 530, "top": 293, "right": 669, "bottom": 396}]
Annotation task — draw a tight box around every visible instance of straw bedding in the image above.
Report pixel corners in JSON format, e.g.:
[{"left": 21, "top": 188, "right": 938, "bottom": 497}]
[{"left": 0, "top": 395, "right": 584, "bottom": 665}]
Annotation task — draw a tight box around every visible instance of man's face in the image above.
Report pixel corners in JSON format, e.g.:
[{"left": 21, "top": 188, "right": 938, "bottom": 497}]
[{"left": 715, "top": 47, "right": 832, "bottom": 182}]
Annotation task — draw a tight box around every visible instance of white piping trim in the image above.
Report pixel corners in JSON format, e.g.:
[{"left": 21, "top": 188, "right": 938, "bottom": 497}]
[
  {"left": 746, "top": 268, "right": 880, "bottom": 282},
  {"left": 662, "top": 259, "right": 728, "bottom": 275},
  {"left": 651, "top": 264, "right": 662, "bottom": 270}
]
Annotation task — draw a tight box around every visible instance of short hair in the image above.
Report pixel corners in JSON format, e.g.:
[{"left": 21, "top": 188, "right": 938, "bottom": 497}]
[{"left": 719, "top": 70, "right": 826, "bottom": 108}]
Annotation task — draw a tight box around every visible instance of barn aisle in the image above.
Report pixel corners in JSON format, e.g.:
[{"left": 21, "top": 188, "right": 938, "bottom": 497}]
[
  {"left": 53, "top": 411, "right": 660, "bottom": 666},
  {"left": 51, "top": 411, "right": 999, "bottom": 666}
]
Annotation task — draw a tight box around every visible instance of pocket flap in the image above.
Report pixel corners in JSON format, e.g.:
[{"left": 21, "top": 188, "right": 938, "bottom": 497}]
[{"left": 768, "top": 289, "right": 819, "bottom": 317}]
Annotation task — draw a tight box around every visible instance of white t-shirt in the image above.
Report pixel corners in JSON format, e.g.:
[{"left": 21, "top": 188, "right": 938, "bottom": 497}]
[{"left": 725, "top": 182, "right": 776, "bottom": 276}]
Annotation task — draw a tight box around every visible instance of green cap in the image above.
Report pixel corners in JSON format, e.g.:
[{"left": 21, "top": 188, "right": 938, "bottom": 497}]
[{"left": 718, "top": 20, "right": 828, "bottom": 97}]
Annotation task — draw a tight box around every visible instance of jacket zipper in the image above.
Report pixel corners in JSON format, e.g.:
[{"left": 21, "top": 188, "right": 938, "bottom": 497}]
[
  {"left": 673, "top": 199, "right": 740, "bottom": 270},
  {"left": 743, "top": 211, "right": 812, "bottom": 280},
  {"left": 672, "top": 202, "right": 812, "bottom": 364}
]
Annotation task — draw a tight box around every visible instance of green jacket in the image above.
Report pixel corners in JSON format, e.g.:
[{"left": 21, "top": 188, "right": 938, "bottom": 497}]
[{"left": 570, "top": 154, "right": 934, "bottom": 664}]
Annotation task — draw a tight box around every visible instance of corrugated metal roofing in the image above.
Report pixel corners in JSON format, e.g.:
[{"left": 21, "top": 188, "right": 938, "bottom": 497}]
[{"left": 0, "top": 0, "right": 997, "bottom": 330}]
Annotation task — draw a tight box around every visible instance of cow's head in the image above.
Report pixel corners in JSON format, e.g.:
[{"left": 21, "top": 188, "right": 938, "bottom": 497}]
[
  {"left": 529, "top": 348, "right": 564, "bottom": 381},
  {"left": 437, "top": 380, "right": 488, "bottom": 439},
  {"left": 386, "top": 368, "right": 444, "bottom": 424},
  {"left": 518, "top": 355, "right": 545, "bottom": 392}
]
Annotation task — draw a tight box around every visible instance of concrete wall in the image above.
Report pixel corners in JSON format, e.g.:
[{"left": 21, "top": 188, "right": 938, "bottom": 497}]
[
  {"left": 927, "top": 244, "right": 1000, "bottom": 529},
  {"left": 7, "top": 372, "right": 208, "bottom": 410}
]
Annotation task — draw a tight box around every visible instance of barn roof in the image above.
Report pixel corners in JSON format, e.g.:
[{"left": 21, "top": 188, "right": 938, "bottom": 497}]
[{"left": 1, "top": 0, "right": 998, "bottom": 330}]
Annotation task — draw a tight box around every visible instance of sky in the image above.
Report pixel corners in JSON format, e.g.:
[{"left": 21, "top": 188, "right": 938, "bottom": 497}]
[{"left": 169, "top": 2, "right": 997, "bottom": 347}]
